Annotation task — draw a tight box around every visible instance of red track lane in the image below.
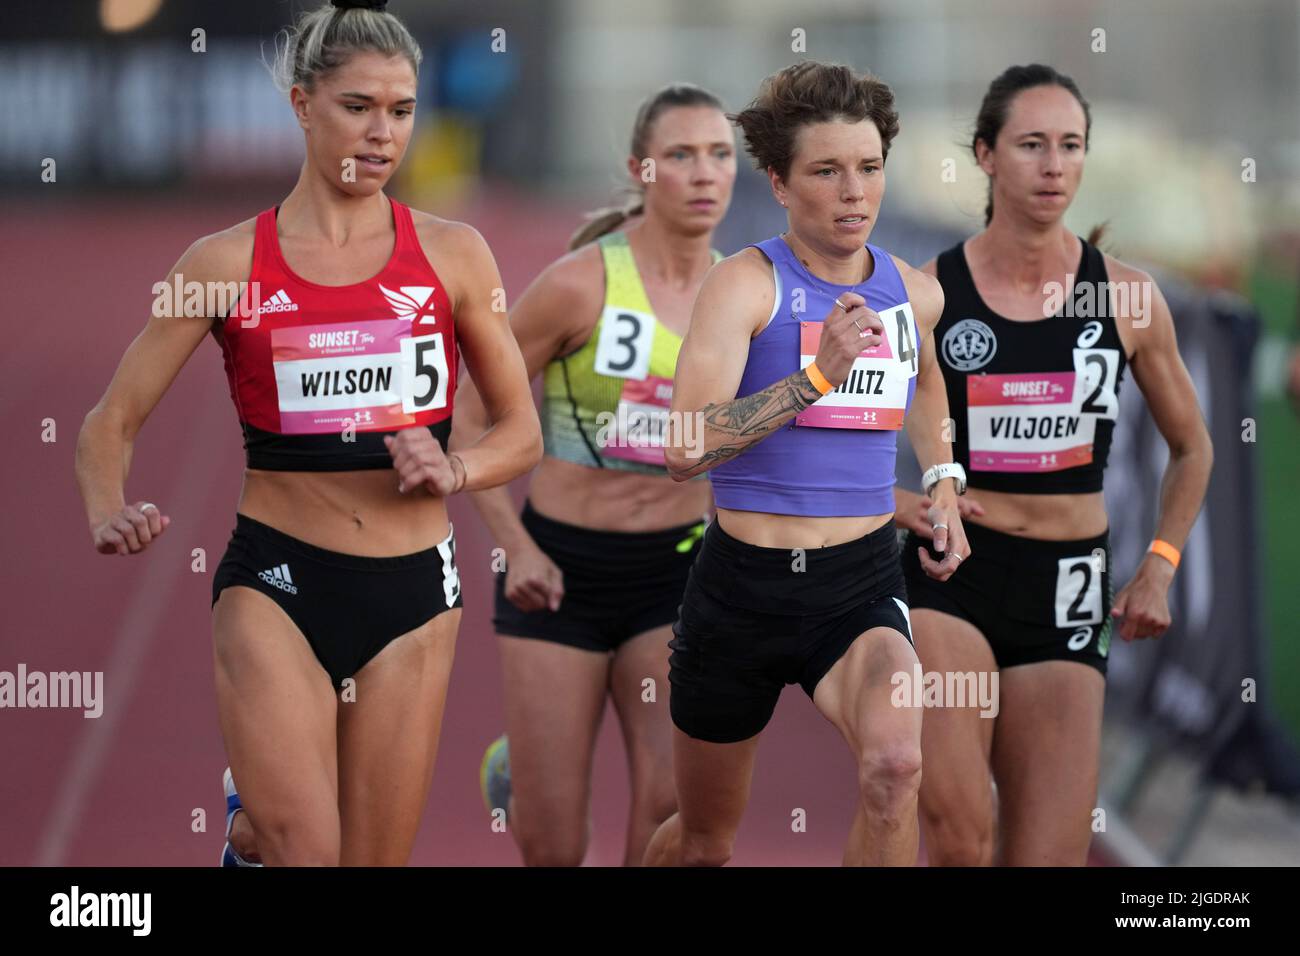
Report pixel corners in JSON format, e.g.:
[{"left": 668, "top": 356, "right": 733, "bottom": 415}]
[{"left": 1, "top": 194, "right": 1103, "bottom": 866}]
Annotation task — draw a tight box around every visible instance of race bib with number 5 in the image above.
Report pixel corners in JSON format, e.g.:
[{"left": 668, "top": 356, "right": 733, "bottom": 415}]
[
  {"left": 273, "top": 319, "right": 447, "bottom": 433},
  {"left": 399, "top": 332, "right": 449, "bottom": 414}
]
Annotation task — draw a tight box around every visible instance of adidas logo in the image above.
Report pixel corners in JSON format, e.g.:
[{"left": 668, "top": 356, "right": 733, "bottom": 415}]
[
  {"left": 257, "top": 563, "right": 299, "bottom": 594},
  {"left": 379, "top": 284, "right": 437, "bottom": 325},
  {"left": 259, "top": 290, "right": 299, "bottom": 314}
]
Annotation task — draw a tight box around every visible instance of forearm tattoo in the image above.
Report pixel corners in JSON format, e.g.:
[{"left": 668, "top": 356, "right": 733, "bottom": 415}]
[{"left": 686, "top": 370, "right": 823, "bottom": 472}]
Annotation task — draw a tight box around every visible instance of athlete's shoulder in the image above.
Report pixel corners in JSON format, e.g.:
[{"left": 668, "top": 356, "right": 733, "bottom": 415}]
[
  {"left": 407, "top": 207, "right": 492, "bottom": 262},
  {"left": 537, "top": 239, "right": 605, "bottom": 294},
  {"left": 891, "top": 254, "right": 944, "bottom": 331},
  {"left": 684, "top": 247, "right": 775, "bottom": 339},
  {"left": 1100, "top": 251, "right": 1170, "bottom": 357},
  {"left": 711, "top": 245, "right": 775, "bottom": 285},
  {"left": 510, "top": 239, "right": 605, "bottom": 329},
  {"left": 176, "top": 216, "right": 258, "bottom": 283},
  {"left": 920, "top": 237, "right": 970, "bottom": 282},
  {"left": 702, "top": 246, "right": 776, "bottom": 302},
  {"left": 1100, "top": 251, "right": 1156, "bottom": 290},
  {"left": 405, "top": 208, "right": 502, "bottom": 313},
  {"left": 504, "top": 238, "right": 605, "bottom": 358}
]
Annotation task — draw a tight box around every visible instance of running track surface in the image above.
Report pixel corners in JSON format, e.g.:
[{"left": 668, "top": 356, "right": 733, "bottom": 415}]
[{"left": 0, "top": 191, "right": 1109, "bottom": 866}]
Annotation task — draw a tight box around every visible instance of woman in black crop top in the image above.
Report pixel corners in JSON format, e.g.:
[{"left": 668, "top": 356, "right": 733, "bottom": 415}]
[{"left": 894, "top": 65, "right": 1213, "bottom": 866}]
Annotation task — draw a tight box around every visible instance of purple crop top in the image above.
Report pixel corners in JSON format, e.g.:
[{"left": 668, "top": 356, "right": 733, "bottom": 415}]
[{"left": 708, "top": 236, "right": 918, "bottom": 517}]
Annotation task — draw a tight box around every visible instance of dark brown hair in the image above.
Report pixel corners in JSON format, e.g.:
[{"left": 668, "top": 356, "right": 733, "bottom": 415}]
[
  {"left": 972, "top": 63, "right": 1106, "bottom": 246},
  {"left": 731, "top": 61, "right": 900, "bottom": 181},
  {"left": 568, "top": 83, "right": 726, "bottom": 250}
]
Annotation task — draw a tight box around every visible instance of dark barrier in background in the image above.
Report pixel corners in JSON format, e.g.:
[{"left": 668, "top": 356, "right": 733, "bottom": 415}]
[{"left": 1104, "top": 280, "right": 1299, "bottom": 793}]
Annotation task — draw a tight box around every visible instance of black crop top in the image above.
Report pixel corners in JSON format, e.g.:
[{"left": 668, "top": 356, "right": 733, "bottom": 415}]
[{"left": 932, "top": 238, "right": 1127, "bottom": 494}]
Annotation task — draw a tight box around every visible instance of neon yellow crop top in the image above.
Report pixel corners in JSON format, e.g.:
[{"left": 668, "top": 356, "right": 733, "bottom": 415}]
[{"left": 541, "top": 232, "right": 720, "bottom": 473}]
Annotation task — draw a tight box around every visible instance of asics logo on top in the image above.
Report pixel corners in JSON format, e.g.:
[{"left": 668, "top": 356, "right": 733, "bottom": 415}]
[
  {"left": 1076, "top": 320, "right": 1104, "bottom": 349},
  {"left": 380, "top": 285, "right": 438, "bottom": 325},
  {"left": 260, "top": 290, "right": 299, "bottom": 314},
  {"left": 257, "top": 564, "right": 298, "bottom": 595}
]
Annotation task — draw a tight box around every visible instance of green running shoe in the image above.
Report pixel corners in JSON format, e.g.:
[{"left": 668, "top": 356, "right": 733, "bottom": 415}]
[{"left": 479, "top": 734, "right": 512, "bottom": 821}]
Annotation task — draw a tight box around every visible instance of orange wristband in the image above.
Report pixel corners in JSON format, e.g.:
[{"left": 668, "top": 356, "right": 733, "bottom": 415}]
[
  {"left": 805, "top": 361, "right": 833, "bottom": 396},
  {"left": 1148, "top": 539, "right": 1181, "bottom": 569}
]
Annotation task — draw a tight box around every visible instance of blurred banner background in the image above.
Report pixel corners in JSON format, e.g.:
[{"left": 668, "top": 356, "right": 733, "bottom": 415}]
[{"left": 1, "top": 0, "right": 1298, "bottom": 865}]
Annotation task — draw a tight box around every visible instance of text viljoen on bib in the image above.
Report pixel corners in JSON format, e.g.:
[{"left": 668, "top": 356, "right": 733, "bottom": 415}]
[{"left": 967, "top": 346, "right": 1120, "bottom": 472}]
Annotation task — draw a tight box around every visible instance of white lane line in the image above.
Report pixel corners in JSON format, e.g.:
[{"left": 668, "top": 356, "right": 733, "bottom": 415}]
[{"left": 36, "top": 396, "right": 228, "bottom": 865}]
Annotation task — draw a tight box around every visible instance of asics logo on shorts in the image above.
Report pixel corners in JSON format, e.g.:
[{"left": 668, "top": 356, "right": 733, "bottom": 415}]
[
  {"left": 259, "top": 290, "right": 299, "bottom": 314},
  {"left": 257, "top": 563, "right": 298, "bottom": 595}
]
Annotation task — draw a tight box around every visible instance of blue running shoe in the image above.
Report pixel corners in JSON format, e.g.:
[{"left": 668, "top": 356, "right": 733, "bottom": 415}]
[{"left": 221, "top": 767, "right": 262, "bottom": 867}]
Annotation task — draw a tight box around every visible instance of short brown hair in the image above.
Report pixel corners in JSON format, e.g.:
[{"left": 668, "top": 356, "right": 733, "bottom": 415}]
[{"left": 730, "top": 61, "right": 900, "bottom": 181}]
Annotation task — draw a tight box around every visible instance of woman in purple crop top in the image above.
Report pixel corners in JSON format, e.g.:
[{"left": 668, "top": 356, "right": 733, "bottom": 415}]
[{"left": 643, "top": 61, "right": 969, "bottom": 867}]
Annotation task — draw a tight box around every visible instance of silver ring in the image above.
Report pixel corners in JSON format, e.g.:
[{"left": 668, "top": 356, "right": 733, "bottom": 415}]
[
  {"left": 834, "top": 297, "right": 848, "bottom": 311},
  {"left": 853, "top": 319, "right": 864, "bottom": 332},
  {"left": 932, "top": 522, "right": 948, "bottom": 531},
  {"left": 139, "top": 502, "right": 158, "bottom": 513},
  {"left": 951, "top": 552, "right": 963, "bottom": 562}
]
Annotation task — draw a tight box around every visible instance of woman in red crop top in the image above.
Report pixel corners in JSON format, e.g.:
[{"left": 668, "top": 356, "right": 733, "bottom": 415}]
[{"left": 74, "top": 0, "right": 540, "bottom": 866}]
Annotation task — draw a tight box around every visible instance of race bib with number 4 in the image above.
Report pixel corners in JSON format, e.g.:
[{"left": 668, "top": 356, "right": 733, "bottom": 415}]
[{"left": 794, "top": 302, "right": 918, "bottom": 431}]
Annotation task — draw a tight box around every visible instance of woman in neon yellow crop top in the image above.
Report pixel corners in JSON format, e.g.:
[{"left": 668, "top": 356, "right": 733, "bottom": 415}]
[{"left": 453, "top": 83, "right": 735, "bottom": 866}]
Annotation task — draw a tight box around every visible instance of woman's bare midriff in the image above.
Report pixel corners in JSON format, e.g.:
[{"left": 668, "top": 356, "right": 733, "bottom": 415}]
[
  {"left": 963, "top": 486, "right": 1109, "bottom": 540},
  {"left": 716, "top": 508, "right": 893, "bottom": 549},
  {"left": 239, "top": 469, "right": 450, "bottom": 556},
  {"left": 526, "top": 456, "right": 712, "bottom": 531}
]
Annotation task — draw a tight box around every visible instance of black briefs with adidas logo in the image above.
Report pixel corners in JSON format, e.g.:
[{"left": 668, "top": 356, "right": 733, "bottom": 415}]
[{"left": 212, "top": 513, "right": 461, "bottom": 688}]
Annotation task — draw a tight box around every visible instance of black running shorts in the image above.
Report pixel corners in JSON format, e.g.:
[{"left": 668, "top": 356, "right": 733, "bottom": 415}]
[
  {"left": 213, "top": 513, "right": 462, "bottom": 689},
  {"left": 901, "top": 520, "right": 1112, "bottom": 675},
  {"left": 492, "top": 500, "right": 706, "bottom": 653},
  {"left": 668, "top": 518, "right": 912, "bottom": 744}
]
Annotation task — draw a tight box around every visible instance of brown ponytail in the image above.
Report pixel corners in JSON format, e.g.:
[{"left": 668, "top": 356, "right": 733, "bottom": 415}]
[{"left": 567, "top": 199, "right": 644, "bottom": 251}]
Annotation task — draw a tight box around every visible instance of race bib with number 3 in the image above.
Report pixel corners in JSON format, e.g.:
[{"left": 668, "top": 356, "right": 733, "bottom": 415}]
[{"left": 593, "top": 305, "right": 655, "bottom": 380}]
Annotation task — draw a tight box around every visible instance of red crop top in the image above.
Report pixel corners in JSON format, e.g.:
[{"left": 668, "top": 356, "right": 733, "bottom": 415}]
[{"left": 219, "top": 198, "right": 456, "bottom": 471}]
